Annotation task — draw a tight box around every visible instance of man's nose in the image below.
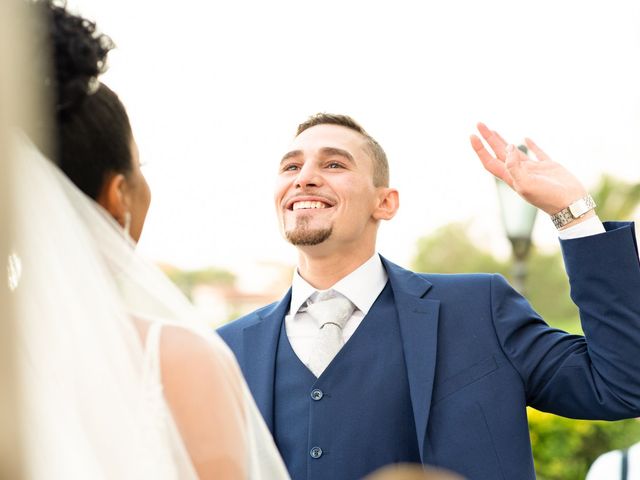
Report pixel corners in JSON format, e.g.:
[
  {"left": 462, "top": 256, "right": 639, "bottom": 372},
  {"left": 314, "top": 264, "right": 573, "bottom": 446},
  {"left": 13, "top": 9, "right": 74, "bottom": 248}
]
[{"left": 295, "top": 163, "right": 322, "bottom": 188}]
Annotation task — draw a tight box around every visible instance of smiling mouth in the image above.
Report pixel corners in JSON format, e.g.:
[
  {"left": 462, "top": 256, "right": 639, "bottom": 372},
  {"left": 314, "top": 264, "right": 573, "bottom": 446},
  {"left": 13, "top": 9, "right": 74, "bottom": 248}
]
[{"left": 291, "top": 201, "right": 331, "bottom": 211}]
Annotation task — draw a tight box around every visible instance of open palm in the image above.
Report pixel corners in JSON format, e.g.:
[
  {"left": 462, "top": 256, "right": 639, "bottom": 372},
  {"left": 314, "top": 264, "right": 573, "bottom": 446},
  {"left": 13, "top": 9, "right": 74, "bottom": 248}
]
[{"left": 470, "top": 122, "right": 588, "bottom": 215}]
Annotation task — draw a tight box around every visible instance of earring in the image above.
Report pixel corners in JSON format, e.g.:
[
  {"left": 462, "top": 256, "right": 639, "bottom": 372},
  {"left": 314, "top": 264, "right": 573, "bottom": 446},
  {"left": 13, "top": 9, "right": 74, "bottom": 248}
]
[{"left": 123, "top": 211, "right": 132, "bottom": 241}]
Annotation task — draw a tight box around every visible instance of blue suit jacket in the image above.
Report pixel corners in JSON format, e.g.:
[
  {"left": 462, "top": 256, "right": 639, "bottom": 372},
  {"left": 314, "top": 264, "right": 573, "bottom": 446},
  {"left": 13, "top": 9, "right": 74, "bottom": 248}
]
[{"left": 218, "top": 222, "right": 640, "bottom": 479}]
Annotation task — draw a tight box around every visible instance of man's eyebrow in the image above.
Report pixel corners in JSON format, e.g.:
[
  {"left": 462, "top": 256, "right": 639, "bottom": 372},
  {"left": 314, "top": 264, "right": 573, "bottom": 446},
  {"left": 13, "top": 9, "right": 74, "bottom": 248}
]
[
  {"left": 279, "top": 147, "right": 356, "bottom": 165},
  {"left": 319, "top": 147, "right": 355, "bottom": 165},
  {"left": 280, "top": 150, "right": 302, "bottom": 165}
]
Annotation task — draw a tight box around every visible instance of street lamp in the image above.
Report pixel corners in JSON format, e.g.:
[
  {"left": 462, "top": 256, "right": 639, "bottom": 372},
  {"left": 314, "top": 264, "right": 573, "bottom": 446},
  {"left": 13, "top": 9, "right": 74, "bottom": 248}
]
[{"left": 495, "top": 145, "right": 538, "bottom": 294}]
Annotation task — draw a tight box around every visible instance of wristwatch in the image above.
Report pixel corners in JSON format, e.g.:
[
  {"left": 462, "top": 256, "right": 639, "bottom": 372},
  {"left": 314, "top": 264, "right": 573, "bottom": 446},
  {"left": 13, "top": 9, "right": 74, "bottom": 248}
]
[{"left": 550, "top": 194, "right": 596, "bottom": 229}]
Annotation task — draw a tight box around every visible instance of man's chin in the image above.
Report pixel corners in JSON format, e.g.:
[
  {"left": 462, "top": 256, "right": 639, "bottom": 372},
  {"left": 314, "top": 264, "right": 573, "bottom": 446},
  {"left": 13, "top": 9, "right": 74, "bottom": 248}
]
[{"left": 285, "top": 227, "right": 332, "bottom": 246}]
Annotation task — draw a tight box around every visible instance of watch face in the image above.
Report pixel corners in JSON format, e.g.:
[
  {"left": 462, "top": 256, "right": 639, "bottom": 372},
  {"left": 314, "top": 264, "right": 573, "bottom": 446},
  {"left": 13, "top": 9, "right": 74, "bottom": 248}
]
[{"left": 569, "top": 199, "right": 589, "bottom": 218}]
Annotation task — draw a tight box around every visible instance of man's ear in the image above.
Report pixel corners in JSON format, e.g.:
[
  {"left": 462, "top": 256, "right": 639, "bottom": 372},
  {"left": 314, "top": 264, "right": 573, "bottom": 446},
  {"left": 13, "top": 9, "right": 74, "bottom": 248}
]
[
  {"left": 96, "top": 173, "right": 128, "bottom": 226},
  {"left": 373, "top": 188, "right": 399, "bottom": 221}
]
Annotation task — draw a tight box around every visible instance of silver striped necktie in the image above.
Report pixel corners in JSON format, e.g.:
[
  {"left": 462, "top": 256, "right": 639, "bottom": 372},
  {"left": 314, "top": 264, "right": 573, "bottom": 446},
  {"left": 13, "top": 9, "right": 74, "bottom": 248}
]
[{"left": 304, "top": 290, "right": 356, "bottom": 378}]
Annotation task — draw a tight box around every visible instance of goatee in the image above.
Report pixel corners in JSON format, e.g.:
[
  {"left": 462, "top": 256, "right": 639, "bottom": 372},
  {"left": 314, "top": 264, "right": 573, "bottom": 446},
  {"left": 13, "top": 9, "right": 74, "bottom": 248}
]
[{"left": 285, "top": 218, "right": 332, "bottom": 246}]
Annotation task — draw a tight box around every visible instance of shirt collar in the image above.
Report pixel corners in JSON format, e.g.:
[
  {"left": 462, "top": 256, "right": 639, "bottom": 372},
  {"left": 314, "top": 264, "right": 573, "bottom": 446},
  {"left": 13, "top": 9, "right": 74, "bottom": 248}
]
[{"left": 289, "top": 253, "right": 388, "bottom": 315}]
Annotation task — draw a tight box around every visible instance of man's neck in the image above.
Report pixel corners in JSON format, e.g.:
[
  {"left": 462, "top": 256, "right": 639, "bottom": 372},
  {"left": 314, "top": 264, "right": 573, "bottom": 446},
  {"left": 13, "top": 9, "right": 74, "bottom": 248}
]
[{"left": 296, "top": 245, "right": 376, "bottom": 290}]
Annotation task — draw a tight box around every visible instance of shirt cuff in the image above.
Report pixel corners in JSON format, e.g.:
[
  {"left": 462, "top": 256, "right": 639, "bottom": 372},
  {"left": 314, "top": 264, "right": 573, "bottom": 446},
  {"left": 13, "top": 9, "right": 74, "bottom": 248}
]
[{"left": 557, "top": 215, "right": 606, "bottom": 240}]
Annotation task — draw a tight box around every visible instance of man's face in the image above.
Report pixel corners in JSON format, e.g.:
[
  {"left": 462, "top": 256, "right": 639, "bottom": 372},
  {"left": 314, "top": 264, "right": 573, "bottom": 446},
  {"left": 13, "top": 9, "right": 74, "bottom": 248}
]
[{"left": 274, "top": 124, "right": 381, "bottom": 251}]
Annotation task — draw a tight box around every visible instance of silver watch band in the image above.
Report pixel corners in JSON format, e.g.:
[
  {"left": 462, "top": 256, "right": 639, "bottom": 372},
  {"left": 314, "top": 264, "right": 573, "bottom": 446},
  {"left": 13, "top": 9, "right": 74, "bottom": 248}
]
[{"left": 550, "top": 194, "right": 596, "bottom": 229}]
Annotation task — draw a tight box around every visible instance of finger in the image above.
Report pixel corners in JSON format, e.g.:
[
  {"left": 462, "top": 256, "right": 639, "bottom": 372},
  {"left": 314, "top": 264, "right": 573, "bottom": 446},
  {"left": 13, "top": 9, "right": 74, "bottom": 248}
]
[
  {"left": 470, "top": 135, "right": 512, "bottom": 185},
  {"left": 506, "top": 143, "right": 529, "bottom": 164},
  {"left": 492, "top": 130, "right": 509, "bottom": 151},
  {"left": 476, "top": 122, "right": 507, "bottom": 161},
  {"left": 504, "top": 144, "right": 529, "bottom": 183},
  {"left": 524, "top": 137, "right": 552, "bottom": 162}
]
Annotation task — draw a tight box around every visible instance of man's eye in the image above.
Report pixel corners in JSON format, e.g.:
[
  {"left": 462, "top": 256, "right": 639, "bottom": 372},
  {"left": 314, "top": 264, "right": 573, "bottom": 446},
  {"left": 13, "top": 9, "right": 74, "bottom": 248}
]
[
  {"left": 283, "top": 164, "right": 299, "bottom": 171},
  {"left": 327, "top": 162, "right": 343, "bottom": 169}
]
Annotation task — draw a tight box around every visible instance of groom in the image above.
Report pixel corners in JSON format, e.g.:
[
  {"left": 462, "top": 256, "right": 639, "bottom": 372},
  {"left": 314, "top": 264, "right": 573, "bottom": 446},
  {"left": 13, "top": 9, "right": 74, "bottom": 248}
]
[{"left": 218, "top": 114, "right": 640, "bottom": 480}]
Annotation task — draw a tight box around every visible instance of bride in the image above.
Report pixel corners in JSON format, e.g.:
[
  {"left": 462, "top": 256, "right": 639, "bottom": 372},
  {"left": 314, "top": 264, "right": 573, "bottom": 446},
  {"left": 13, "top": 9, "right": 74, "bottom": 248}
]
[{"left": 9, "top": 1, "right": 289, "bottom": 478}]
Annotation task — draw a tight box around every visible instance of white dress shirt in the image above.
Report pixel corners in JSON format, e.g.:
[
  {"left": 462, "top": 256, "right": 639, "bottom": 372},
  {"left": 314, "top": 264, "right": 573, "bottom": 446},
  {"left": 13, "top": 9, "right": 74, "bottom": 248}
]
[
  {"left": 285, "top": 253, "right": 387, "bottom": 367},
  {"left": 285, "top": 216, "right": 607, "bottom": 365},
  {"left": 557, "top": 215, "right": 605, "bottom": 239}
]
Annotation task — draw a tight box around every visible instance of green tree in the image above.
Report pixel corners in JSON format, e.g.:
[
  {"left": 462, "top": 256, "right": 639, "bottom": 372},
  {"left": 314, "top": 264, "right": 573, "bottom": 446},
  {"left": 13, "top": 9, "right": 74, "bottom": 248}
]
[
  {"left": 412, "top": 222, "right": 508, "bottom": 275},
  {"left": 592, "top": 174, "right": 640, "bottom": 221},
  {"left": 161, "top": 265, "right": 235, "bottom": 300},
  {"left": 524, "top": 249, "right": 580, "bottom": 333},
  {"left": 528, "top": 409, "right": 640, "bottom": 480}
]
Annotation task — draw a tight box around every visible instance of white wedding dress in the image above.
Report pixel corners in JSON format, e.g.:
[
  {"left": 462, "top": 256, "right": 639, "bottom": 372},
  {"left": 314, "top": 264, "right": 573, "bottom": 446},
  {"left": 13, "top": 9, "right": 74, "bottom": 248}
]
[
  {"left": 137, "top": 319, "right": 290, "bottom": 480},
  {"left": 139, "top": 322, "right": 200, "bottom": 479},
  {"left": 10, "top": 133, "right": 289, "bottom": 479}
]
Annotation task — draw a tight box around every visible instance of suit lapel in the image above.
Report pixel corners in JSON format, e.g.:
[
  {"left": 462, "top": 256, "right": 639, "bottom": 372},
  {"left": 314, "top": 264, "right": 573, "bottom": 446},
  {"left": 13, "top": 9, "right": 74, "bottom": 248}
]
[
  {"left": 382, "top": 257, "right": 440, "bottom": 462},
  {"left": 241, "top": 289, "right": 291, "bottom": 433}
]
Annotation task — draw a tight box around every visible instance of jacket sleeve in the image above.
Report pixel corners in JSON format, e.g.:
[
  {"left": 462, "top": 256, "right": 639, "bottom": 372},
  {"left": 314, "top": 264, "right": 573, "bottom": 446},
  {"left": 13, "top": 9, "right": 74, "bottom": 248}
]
[{"left": 491, "top": 221, "right": 640, "bottom": 419}]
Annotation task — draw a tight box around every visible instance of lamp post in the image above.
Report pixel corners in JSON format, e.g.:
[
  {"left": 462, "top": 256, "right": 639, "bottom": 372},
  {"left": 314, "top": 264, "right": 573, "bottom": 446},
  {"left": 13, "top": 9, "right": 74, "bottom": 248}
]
[{"left": 495, "top": 145, "right": 538, "bottom": 294}]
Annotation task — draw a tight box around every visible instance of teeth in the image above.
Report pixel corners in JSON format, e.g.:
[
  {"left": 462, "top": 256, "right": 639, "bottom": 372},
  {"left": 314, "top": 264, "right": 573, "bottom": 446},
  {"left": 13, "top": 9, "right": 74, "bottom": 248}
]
[{"left": 292, "top": 201, "right": 328, "bottom": 210}]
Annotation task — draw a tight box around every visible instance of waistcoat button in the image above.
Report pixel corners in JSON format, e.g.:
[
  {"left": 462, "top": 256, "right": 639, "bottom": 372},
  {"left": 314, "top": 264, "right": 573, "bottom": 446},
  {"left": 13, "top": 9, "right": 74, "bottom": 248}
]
[
  {"left": 310, "top": 446, "right": 323, "bottom": 459},
  {"left": 310, "top": 389, "right": 324, "bottom": 401}
]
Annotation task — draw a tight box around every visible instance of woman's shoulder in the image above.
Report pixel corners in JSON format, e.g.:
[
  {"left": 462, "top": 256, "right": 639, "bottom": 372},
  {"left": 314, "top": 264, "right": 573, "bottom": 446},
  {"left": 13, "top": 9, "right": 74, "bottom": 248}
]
[
  {"left": 144, "top": 323, "right": 251, "bottom": 479},
  {"left": 133, "top": 317, "right": 241, "bottom": 389},
  {"left": 159, "top": 324, "right": 237, "bottom": 373}
]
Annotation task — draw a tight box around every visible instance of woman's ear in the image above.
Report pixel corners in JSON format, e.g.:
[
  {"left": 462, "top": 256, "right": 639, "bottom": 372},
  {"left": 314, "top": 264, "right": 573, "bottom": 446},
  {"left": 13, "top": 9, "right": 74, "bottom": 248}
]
[
  {"left": 96, "top": 173, "right": 128, "bottom": 227},
  {"left": 373, "top": 188, "right": 399, "bottom": 221}
]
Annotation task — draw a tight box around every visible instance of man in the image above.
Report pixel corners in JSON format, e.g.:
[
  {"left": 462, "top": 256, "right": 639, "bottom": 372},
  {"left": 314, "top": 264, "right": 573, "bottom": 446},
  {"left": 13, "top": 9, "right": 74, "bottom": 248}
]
[{"left": 218, "top": 114, "right": 640, "bottom": 480}]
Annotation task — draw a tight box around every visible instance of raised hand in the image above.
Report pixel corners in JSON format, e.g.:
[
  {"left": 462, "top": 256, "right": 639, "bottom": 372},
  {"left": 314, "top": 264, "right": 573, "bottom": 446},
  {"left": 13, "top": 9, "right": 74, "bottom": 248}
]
[{"left": 470, "top": 122, "right": 589, "bottom": 216}]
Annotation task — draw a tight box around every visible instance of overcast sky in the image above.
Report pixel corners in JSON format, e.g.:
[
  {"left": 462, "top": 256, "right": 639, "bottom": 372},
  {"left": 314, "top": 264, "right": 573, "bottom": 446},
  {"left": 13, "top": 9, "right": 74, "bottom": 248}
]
[{"left": 67, "top": 0, "right": 640, "bottom": 271}]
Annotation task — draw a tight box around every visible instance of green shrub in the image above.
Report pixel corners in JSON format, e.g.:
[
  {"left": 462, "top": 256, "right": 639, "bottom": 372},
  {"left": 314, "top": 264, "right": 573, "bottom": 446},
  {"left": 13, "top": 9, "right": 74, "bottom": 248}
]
[{"left": 528, "top": 408, "right": 640, "bottom": 479}]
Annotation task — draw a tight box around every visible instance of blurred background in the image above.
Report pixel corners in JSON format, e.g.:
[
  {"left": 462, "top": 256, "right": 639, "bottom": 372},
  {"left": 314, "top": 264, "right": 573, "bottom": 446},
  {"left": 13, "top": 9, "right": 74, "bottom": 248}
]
[{"left": 23, "top": 0, "right": 640, "bottom": 477}]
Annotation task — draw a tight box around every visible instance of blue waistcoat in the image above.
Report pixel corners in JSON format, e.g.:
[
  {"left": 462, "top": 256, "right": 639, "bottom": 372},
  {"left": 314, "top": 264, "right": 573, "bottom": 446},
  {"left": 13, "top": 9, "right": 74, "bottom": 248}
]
[{"left": 273, "top": 283, "right": 420, "bottom": 480}]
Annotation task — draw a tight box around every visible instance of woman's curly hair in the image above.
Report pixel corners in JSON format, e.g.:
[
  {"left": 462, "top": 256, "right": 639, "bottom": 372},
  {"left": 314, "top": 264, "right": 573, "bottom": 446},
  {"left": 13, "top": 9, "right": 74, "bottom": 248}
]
[
  {"left": 42, "top": 0, "right": 114, "bottom": 117},
  {"left": 35, "top": 0, "right": 134, "bottom": 200}
]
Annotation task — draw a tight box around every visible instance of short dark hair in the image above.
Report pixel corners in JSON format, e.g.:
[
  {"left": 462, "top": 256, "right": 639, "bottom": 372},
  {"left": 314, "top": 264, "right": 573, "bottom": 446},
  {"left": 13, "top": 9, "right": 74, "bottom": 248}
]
[
  {"left": 296, "top": 113, "right": 389, "bottom": 187},
  {"left": 37, "top": 0, "right": 134, "bottom": 199}
]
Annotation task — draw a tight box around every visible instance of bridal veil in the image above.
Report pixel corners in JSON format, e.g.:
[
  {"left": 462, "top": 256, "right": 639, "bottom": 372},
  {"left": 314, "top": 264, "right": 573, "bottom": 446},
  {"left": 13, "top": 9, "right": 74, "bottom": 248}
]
[
  {"left": 10, "top": 109, "right": 289, "bottom": 480},
  {"left": 3, "top": 1, "right": 288, "bottom": 478}
]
